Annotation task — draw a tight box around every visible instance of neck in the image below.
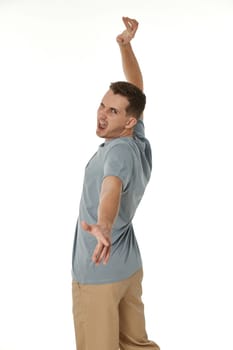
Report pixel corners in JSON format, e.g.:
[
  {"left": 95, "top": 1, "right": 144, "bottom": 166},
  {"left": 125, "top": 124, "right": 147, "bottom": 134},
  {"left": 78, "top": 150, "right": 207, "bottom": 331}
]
[{"left": 105, "top": 129, "right": 133, "bottom": 142}]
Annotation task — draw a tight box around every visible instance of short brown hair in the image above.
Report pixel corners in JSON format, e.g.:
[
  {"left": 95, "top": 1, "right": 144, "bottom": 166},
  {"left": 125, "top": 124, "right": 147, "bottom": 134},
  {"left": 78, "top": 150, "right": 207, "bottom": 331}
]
[{"left": 110, "top": 81, "right": 146, "bottom": 120}]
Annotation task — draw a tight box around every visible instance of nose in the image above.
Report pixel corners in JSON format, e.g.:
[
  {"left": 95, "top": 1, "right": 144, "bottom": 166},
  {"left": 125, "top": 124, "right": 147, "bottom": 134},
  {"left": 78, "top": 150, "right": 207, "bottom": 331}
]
[{"left": 98, "top": 108, "right": 107, "bottom": 119}]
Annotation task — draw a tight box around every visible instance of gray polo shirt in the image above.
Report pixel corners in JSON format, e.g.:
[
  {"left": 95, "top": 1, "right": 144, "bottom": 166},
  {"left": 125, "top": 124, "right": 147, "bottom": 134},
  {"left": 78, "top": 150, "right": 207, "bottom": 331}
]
[{"left": 72, "top": 120, "right": 152, "bottom": 284}]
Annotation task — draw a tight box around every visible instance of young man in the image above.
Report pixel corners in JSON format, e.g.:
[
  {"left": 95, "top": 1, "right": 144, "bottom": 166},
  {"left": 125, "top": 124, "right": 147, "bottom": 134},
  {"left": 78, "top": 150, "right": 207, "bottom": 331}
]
[{"left": 72, "top": 17, "right": 160, "bottom": 350}]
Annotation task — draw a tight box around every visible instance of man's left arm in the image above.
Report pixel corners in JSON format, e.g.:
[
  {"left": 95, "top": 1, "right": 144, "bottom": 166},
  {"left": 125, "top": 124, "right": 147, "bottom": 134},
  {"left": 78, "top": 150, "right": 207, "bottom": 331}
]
[{"left": 81, "top": 176, "right": 122, "bottom": 265}]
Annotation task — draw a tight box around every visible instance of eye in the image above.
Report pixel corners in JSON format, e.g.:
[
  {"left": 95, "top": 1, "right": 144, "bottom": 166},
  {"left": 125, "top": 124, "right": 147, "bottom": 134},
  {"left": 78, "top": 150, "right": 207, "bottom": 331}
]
[{"left": 110, "top": 107, "right": 118, "bottom": 114}]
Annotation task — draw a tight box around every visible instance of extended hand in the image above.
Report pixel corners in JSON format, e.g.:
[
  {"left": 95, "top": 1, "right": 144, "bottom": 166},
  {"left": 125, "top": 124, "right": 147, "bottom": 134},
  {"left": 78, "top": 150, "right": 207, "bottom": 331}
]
[
  {"left": 116, "top": 16, "right": 139, "bottom": 46},
  {"left": 81, "top": 221, "right": 112, "bottom": 265}
]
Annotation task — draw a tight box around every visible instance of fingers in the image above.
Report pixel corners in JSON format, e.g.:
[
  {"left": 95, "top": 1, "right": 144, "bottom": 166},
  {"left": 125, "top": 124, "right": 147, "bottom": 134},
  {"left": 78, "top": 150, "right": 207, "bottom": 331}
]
[
  {"left": 103, "top": 247, "right": 111, "bottom": 265},
  {"left": 92, "top": 242, "right": 102, "bottom": 264},
  {"left": 116, "top": 16, "right": 139, "bottom": 46},
  {"left": 92, "top": 243, "right": 111, "bottom": 265},
  {"left": 122, "top": 16, "right": 138, "bottom": 37},
  {"left": 81, "top": 221, "right": 111, "bottom": 264}
]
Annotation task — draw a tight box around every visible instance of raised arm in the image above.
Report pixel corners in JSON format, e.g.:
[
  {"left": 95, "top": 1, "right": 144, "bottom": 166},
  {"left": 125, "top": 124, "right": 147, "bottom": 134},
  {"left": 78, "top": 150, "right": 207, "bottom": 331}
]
[{"left": 116, "top": 17, "right": 143, "bottom": 91}]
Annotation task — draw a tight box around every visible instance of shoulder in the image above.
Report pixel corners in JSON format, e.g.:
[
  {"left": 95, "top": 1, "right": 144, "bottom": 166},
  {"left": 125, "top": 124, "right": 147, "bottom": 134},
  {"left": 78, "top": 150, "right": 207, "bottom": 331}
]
[{"left": 104, "top": 138, "right": 134, "bottom": 159}]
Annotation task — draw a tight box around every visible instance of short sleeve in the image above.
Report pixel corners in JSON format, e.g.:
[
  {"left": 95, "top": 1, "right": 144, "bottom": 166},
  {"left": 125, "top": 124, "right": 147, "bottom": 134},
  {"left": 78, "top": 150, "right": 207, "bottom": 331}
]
[
  {"left": 103, "top": 144, "right": 133, "bottom": 191},
  {"left": 133, "top": 119, "right": 145, "bottom": 139}
]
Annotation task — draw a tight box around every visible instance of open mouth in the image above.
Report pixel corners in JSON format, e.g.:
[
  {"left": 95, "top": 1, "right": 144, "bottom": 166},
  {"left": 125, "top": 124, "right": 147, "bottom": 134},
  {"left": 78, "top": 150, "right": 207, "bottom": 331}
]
[{"left": 98, "top": 121, "right": 107, "bottom": 130}]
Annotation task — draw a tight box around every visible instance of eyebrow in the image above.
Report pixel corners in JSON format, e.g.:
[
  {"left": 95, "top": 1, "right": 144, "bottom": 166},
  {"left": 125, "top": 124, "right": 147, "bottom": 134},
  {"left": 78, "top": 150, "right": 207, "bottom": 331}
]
[{"left": 100, "top": 102, "right": 120, "bottom": 114}]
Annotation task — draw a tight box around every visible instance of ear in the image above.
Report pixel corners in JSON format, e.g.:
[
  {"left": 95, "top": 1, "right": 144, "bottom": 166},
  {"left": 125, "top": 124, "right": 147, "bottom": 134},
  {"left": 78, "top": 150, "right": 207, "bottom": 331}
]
[{"left": 125, "top": 116, "right": 137, "bottom": 129}]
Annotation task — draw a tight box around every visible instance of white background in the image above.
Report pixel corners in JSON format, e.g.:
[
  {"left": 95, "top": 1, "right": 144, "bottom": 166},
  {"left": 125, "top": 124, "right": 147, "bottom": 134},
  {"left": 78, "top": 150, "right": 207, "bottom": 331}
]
[{"left": 0, "top": 1, "right": 233, "bottom": 349}]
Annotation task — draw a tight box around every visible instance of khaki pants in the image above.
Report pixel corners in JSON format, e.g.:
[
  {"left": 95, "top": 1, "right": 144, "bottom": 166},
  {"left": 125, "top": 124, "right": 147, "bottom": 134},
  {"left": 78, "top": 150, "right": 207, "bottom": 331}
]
[{"left": 72, "top": 269, "right": 160, "bottom": 350}]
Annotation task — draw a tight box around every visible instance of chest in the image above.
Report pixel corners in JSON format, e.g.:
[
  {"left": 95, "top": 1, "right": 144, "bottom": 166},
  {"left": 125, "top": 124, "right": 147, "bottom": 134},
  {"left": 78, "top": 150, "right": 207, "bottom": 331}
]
[{"left": 84, "top": 148, "right": 105, "bottom": 191}]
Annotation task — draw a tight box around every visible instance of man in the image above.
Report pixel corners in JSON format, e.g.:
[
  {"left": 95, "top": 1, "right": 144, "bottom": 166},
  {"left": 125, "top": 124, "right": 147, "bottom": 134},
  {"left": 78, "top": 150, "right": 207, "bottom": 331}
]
[{"left": 72, "top": 17, "right": 160, "bottom": 350}]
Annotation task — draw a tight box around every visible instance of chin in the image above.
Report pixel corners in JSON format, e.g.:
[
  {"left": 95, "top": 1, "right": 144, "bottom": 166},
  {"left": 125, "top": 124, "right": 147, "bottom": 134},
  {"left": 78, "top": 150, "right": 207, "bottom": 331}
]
[{"left": 96, "top": 129, "right": 105, "bottom": 138}]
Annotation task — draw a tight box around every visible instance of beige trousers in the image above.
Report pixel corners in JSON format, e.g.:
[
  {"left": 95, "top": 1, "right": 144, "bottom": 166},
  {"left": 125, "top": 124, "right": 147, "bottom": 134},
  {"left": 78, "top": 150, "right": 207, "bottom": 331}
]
[{"left": 72, "top": 269, "right": 160, "bottom": 350}]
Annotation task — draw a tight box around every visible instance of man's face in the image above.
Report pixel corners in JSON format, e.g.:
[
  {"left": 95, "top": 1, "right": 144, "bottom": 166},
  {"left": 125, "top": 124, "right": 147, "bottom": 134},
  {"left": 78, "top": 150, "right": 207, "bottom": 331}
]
[{"left": 96, "top": 89, "right": 136, "bottom": 140}]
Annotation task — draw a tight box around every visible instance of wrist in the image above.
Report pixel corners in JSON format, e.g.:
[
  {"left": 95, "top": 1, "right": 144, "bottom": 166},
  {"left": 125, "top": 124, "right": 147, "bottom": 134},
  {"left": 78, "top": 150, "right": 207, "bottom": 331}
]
[
  {"left": 97, "top": 221, "right": 113, "bottom": 232},
  {"left": 118, "top": 41, "right": 132, "bottom": 48}
]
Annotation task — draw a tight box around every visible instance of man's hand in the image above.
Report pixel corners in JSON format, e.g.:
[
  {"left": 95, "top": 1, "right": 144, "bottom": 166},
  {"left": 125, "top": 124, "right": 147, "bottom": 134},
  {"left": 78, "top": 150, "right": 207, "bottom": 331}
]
[
  {"left": 116, "top": 17, "right": 139, "bottom": 46},
  {"left": 81, "top": 221, "right": 112, "bottom": 265}
]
